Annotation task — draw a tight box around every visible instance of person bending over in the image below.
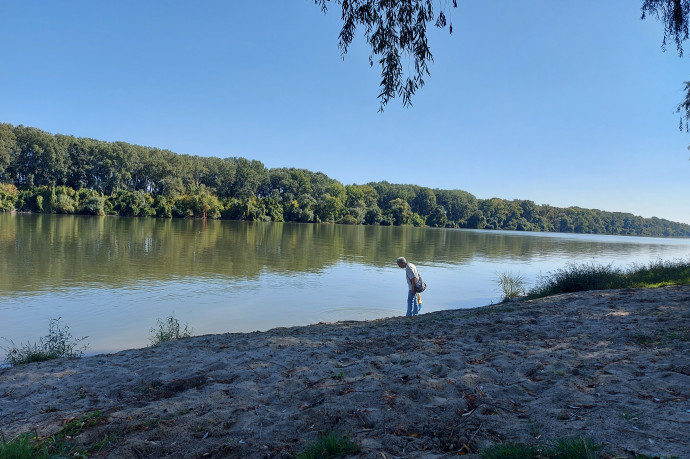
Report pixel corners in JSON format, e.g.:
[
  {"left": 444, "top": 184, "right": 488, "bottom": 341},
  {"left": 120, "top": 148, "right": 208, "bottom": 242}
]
[{"left": 396, "top": 256, "right": 419, "bottom": 317}]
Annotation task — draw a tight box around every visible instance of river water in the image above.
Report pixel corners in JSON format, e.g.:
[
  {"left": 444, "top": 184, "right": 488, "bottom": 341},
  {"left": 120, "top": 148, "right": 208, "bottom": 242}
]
[{"left": 2, "top": 213, "right": 689, "bottom": 355}]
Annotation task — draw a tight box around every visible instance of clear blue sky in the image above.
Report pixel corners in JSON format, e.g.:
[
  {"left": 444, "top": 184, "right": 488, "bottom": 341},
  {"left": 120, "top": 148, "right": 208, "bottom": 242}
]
[{"left": 2, "top": 1, "right": 689, "bottom": 224}]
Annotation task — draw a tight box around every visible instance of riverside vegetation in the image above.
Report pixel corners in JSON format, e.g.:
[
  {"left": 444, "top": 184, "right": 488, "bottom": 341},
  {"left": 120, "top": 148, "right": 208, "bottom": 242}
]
[
  {"left": 526, "top": 258, "right": 690, "bottom": 299},
  {"left": 491, "top": 258, "right": 690, "bottom": 304},
  {"left": 2, "top": 314, "right": 192, "bottom": 366},
  {"left": 1, "top": 123, "right": 689, "bottom": 237},
  {"left": 1, "top": 318, "right": 88, "bottom": 367}
]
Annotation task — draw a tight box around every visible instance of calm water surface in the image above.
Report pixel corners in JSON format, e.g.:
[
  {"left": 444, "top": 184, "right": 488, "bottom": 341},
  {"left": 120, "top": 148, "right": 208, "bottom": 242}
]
[{"left": 2, "top": 213, "right": 689, "bottom": 355}]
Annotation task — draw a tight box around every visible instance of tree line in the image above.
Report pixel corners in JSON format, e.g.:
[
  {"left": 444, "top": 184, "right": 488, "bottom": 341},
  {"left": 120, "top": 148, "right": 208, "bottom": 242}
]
[{"left": 0, "top": 123, "right": 688, "bottom": 238}]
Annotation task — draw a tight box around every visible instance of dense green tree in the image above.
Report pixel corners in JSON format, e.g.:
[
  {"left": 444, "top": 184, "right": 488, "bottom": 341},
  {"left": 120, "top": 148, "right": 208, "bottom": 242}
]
[
  {"left": 364, "top": 206, "right": 384, "bottom": 225},
  {"left": 0, "top": 123, "right": 16, "bottom": 181},
  {"left": 426, "top": 205, "right": 448, "bottom": 228},
  {"left": 202, "top": 157, "right": 236, "bottom": 198},
  {"left": 57, "top": 135, "right": 92, "bottom": 190},
  {"left": 11, "top": 126, "right": 64, "bottom": 187},
  {"left": 480, "top": 198, "right": 509, "bottom": 230},
  {"left": 315, "top": 194, "right": 345, "bottom": 223},
  {"left": 388, "top": 198, "right": 413, "bottom": 225},
  {"left": 345, "top": 184, "right": 377, "bottom": 208},
  {"left": 263, "top": 196, "right": 285, "bottom": 222},
  {"left": 1, "top": 123, "right": 688, "bottom": 237},
  {"left": 231, "top": 158, "right": 268, "bottom": 200},
  {"left": 465, "top": 210, "right": 486, "bottom": 229},
  {"left": 435, "top": 189, "right": 478, "bottom": 227},
  {"left": 411, "top": 187, "right": 437, "bottom": 217},
  {"left": 370, "top": 181, "right": 414, "bottom": 210}
]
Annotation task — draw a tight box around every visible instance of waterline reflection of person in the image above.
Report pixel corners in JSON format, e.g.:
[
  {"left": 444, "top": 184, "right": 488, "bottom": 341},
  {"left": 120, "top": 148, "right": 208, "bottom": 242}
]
[{"left": 396, "top": 257, "right": 419, "bottom": 317}]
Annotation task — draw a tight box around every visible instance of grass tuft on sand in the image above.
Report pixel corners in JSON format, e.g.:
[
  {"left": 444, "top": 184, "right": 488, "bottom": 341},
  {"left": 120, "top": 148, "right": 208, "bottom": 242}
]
[
  {"left": 149, "top": 313, "right": 193, "bottom": 346},
  {"left": 2, "top": 317, "right": 88, "bottom": 366},
  {"left": 481, "top": 436, "right": 601, "bottom": 458},
  {"left": 296, "top": 431, "right": 359, "bottom": 459}
]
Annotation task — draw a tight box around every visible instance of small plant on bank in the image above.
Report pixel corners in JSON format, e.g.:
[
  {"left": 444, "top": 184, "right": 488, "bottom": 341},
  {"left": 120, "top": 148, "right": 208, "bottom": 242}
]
[
  {"left": 0, "top": 410, "right": 108, "bottom": 458},
  {"left": 480, "top": 436, "right": 601, "bottom": 459},
  {"left": 496, "top": 271, "right": 527, "bottom": 302},
  {"left": 149, "top": 313, "right": 193, "bottom": 346},
  {"left": 0, "top": 432, "right": 40, "bottom": 459},
  {"left": 296, "top": 431, "right": 359, "bottom": 459},
  {"left": 2, "top": 317, "right": 89, "bottom": 366}
]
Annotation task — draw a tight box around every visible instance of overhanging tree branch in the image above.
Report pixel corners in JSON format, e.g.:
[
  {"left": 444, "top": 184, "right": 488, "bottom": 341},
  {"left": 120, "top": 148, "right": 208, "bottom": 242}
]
[
  {"left": 315, "top": 0, "right": 456, "bottom": 110},
  {"left": 642, "top": 1, "right": 690, "bottom": 150}
]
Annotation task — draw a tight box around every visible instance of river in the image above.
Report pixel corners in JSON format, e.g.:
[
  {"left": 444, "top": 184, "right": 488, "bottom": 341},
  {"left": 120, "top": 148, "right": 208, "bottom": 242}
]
[{"left": 1, "top": 213, "right": 689, "bottom": 355}]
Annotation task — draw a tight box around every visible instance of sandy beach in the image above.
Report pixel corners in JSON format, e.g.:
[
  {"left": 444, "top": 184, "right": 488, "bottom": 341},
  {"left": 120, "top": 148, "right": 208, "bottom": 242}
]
[{"left": 1, "top": 286, "right": 689, "bottom": 458}]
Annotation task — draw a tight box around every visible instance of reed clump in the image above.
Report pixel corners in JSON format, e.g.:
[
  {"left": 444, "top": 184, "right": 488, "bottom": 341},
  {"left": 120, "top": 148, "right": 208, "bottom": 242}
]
[
  {"left": 149, "top": 313, "right": 193, "bottom": 346},
  {"left": 496, "top": 271, "right": 527, "bottom": 302},
  {"left": 527, "top": 258, "right": 690, "bottom": 299}
]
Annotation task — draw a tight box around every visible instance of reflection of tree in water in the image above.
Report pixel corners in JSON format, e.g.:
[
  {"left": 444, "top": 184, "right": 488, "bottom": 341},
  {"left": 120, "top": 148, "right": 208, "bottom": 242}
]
[{"left": 0, "top": 214, "right": 673, "bottom": 294}]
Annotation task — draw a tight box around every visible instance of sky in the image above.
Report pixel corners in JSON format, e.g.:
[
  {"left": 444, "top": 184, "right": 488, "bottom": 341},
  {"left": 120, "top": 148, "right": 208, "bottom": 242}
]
[{"left": 1, "top": 1, "right": 689, "bottom": 224}]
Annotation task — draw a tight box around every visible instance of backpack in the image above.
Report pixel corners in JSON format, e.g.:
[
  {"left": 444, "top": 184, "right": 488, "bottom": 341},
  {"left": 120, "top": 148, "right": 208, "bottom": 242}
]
[{"left": 415, "top": 275, "right": 427, "bottom": 293}]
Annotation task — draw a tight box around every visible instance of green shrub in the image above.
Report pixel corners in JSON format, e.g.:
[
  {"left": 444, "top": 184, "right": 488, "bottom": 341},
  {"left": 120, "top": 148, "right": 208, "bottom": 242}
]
[
  {"left": 80, "top": 195, "right": 106, "bottom": 215},
  {"left": 364, "top": 207, "right": 383, "bottom": 225},
  {"left": 338, "top": 215, "right": 358, "bottom": 225},
  {"left": 173, "top": 188, "right": 222, "bottom": 219},
  {"left": 3, "top": 318, "right": 89, "bottom": 366},
  {"left": 154, "top": 195, "right": 173, "bottom": 218},
  {"left": 410, "top": 212, "right": 426, "bottom": 227},
  {"left": 264, "top": 198, "right": 284, "bottom": 222},
  {"left": 0, "top": 183, "right": 18, "bottom": 212},
  {"left": 297, "top": 431, "right": 359, "bottom": 459},
  {"left": 55, "top": 193, "right": 75, "bottom": 214},
  {"left": 112, "top": 190, "right": 154, "bottom": 217},
  {"left": 149, "top": 313, "right": 193, "bottom": 345},
  {"left": 35, "top": 194, "right": 44, "bottom": 212}
]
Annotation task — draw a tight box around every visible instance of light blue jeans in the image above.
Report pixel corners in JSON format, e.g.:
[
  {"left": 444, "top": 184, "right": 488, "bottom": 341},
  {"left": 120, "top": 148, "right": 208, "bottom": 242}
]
[{"left": 406, "top": 290, "right": 419, "bottom": 317}]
